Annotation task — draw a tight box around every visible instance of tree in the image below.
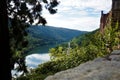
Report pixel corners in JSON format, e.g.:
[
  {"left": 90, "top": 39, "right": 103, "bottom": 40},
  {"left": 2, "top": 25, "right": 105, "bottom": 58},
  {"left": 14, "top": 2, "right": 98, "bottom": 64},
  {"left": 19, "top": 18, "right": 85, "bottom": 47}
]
[
  {"left": 0, "top": 0, "right": 11, "bottom": 80},
  {"left": 1, "top": 0, "right": 59, "bottom": 79},
  {"left": 102, "top": 22, "right": 120, "bottom": 53}
]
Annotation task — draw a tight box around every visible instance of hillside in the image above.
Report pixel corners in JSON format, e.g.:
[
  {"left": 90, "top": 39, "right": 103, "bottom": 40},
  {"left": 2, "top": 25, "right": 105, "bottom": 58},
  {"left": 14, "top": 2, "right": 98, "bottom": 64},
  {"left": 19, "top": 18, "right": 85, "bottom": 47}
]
[
  {"left": 16, "top": 0, "right": 120, "bottom": 79},
  {"left": 16, "top": 26, "right": 120, "bottom": 80},
  {"left": 18, "top": 25, "right": 119, "bottom": 80},
  {"left": 26, "top": 25, "right": 87, "bottom": 54}
]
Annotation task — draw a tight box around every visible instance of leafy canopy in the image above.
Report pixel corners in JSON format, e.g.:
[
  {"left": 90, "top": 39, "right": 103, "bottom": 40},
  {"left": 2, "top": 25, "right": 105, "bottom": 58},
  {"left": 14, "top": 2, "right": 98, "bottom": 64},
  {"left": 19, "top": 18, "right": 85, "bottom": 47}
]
[{"left": 7, "top": 0, "right": 59, "bottom": 77}]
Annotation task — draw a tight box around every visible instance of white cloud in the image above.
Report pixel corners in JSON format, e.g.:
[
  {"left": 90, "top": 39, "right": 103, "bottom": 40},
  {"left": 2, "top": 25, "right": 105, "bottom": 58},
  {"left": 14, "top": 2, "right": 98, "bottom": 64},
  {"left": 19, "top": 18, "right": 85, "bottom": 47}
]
[
  {"left": 42, "top": 0, "right": 112, "bottom": 31},
  {"left": 59, "top": 0, "right": 112, "bottom": 11}
]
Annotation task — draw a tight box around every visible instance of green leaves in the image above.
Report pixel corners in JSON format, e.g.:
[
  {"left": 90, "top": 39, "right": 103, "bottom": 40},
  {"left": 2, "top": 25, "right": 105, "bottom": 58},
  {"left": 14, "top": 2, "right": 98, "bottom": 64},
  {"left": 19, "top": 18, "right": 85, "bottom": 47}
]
[
  {"left": 44, "top": 0, "right": 59, "bottom": 14},
  {"left": 20, "top": 2, "right": 28, "bottom": 12},
  {"left": 50, "top": 0, "right": 59, "bottom": 8},
  {"left": 48, "top": 8, "right": 57, "bottom": 14},
  {"left": 8, "top": 0, "right": 59, "bottom": 78},
  {"left": 42, "top": 0, "right": 48, "bottom": 3},
  {"left": 17, "top": 22, "right": 120, "bottom": 79},
  {"left": 35, "top": 2, "right": 42, "bottom": 12},
  {"left": 25, "top": 0, "right": 37, "bottom": 5}
]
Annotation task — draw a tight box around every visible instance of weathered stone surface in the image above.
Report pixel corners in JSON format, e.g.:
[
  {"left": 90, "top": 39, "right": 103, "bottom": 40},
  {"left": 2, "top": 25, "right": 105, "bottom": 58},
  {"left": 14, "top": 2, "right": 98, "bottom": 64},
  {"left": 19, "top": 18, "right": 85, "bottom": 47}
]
[
  {"left": 111, "top": 50, "right": 120, "bottom": 55},
  {"left": 45, "top": 50, "right": 120, "bottom": 80}
]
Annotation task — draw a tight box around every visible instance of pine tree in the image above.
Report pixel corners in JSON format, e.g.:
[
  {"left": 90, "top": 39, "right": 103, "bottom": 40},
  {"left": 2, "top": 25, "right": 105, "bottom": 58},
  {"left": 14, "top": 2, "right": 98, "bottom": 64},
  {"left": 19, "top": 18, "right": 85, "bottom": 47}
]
[{"left": 0, "top": 0, "right": 59, "bottom": 79}]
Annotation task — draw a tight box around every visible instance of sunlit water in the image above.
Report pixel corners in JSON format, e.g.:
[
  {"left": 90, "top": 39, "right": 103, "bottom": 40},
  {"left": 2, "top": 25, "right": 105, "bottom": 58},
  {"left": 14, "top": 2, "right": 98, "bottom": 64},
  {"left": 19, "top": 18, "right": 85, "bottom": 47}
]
[
  {"left": 12, "top": 53, "right": 50, "bottom": 78},
  {"left": 25, "top": 53, "right": 50, "bottom": 68}
]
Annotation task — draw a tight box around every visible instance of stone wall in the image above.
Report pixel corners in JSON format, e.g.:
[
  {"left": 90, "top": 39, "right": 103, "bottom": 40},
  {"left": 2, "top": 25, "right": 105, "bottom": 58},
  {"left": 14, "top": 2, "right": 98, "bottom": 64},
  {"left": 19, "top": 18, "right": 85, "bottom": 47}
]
[
  {"left": 100, "top": 0, "right": 120, "bottom": 33},
  {"left": 100, "top": 11, "right": 111, "bottom": 33},
  {"left": 111, "top": 0, "right": 120, "bottom": 27}
]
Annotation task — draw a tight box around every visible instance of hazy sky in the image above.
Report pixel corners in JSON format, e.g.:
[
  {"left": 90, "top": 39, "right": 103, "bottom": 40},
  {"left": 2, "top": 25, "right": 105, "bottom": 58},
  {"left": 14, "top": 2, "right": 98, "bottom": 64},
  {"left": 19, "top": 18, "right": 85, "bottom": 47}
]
[{"left": 41, "top": 0, "right": 112, "bottom": 31}]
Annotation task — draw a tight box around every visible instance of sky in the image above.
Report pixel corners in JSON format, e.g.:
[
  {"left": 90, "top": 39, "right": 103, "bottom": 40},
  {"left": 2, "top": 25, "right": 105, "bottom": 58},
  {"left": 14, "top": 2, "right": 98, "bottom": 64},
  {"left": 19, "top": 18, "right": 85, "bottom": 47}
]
[{"left": 41, "top": 0, "right": 112, "bottom": 31}]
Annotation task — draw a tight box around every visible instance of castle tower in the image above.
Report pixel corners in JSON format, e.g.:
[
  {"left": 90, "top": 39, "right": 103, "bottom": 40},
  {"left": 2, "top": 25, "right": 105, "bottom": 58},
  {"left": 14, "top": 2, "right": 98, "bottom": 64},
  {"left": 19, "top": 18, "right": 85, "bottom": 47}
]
[
  {"left": 111, "top": 0, "right": 120, "bottom": 27},
  {"left": 99, "top": 0, "right": 120, "bottom": 33},
  {"left": 100, "top": 11, "right": 109, "bottom": 33}
]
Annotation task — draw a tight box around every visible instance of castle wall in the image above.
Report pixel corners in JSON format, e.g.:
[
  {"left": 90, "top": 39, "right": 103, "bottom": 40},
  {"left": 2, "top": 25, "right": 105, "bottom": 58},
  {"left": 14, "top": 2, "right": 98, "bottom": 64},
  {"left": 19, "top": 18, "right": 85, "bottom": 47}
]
[
  {"left": 100, "top": 0, "right": 120, "bottom": 33},
  {"left": 112, "top": 0, "right": 120, "bottom": 27},
  {"left": 100, "top": 11, "right": 110, "bottom": 33}
]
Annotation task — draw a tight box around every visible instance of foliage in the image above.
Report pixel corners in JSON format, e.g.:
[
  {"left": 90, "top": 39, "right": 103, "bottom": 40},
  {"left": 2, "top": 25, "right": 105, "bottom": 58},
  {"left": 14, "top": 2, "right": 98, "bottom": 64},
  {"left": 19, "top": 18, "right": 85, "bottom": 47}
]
[
  {"left": 25, "top": 25, "right": 87, "bottom": 54},
  {"left": 101, "top": 22, "right": 120, "bottom": 52},
  {"left": 7, "top": 0, "right": 60, "bottom": 77},
  {"left": 17, "top": 22, "right": 120, "bottom": 80}
]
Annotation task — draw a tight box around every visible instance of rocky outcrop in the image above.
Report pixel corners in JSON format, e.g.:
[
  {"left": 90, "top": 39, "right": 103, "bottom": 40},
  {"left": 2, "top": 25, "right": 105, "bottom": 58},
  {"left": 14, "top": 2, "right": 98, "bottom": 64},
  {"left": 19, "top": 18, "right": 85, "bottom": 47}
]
[{"left": 45, "top": 50, "right": 120, "bottom": 80}]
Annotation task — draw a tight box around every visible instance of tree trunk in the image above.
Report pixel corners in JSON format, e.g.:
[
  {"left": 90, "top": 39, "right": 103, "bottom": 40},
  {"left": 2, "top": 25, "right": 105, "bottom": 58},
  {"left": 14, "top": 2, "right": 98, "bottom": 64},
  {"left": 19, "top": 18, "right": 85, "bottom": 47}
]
[{"left": 0, "top": 0, "right": 12, "bottom": 80}]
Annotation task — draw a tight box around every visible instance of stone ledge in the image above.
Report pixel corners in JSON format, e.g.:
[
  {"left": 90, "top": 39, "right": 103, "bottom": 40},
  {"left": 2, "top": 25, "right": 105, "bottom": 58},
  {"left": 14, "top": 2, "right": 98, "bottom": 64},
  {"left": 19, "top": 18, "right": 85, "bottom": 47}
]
[{"left": 44, "top": 50, "right": 120, "bottom": 80}]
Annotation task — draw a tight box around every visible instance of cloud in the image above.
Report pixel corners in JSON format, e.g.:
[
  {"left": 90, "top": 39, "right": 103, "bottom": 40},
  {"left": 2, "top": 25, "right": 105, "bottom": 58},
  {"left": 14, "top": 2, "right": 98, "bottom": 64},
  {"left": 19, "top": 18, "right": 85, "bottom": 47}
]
[
  {"left": 59, "top": 0, "right": 112, "bottom": 11},
  {"left": 42, "top": 0, "right": 112, "bottom": 31},
  {"left": 25, "top": 53, "right": 50, "bottom": 68}
]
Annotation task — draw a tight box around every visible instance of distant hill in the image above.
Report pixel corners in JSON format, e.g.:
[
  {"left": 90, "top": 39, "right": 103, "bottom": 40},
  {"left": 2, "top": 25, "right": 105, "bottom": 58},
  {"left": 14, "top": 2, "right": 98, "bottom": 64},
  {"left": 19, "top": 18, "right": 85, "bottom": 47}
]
[{"left": 26, "top": 25, "right": 87, "bottom": 54}]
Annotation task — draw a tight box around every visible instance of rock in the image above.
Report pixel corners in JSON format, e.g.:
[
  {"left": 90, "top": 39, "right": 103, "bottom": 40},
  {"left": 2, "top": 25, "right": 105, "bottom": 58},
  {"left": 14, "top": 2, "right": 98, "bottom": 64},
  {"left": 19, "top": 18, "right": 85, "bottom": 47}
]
[
  {"left": 45, "top": 50, "right": 120, "bottom": 80},
  {"left": 109, "top": 55, "right": 120, "bottom": 61},
  {"left": 111, "top": 50, "right": 120, "bottom": 55}
]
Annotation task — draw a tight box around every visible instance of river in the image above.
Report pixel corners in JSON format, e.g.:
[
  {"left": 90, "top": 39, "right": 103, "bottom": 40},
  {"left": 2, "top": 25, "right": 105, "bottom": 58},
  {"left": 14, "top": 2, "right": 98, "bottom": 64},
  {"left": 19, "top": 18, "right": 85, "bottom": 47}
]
[
  {"left": 25, "top": 45, "right": 58, "bottom": 68},
  {"left": 25, "top": 45, "right": 56, "bottom": 68},
  {"left": 12, "top": 53, "right": 50, "bottom": 78},
  {"left": 12, "top": 45, "right": 57, "bottom": 77},
  {"left": 25, "top": 53, "right": 50, "bottom": 69}
]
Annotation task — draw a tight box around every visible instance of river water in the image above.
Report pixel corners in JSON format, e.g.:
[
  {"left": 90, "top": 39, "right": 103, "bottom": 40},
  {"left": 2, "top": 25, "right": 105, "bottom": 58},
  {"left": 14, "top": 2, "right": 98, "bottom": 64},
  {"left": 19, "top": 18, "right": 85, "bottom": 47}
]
[
  {"left": 12, "top": 44, "right": 57, "bottom": 77},
  {"left": 25, "top": 53, "right": 50, "bottom": 69},
  {"left": 25, "top": 45, "right": 58, "bottom": 68},
  {"left": 12, "top": 53, "right": 50, "bottom": 78}
]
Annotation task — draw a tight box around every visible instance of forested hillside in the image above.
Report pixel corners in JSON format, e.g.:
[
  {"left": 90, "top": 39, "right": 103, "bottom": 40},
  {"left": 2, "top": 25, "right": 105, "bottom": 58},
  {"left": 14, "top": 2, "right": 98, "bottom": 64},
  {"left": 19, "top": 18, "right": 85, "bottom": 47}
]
[
  {"left": 17, "top": 23, "right": 120, "bottom": 80},
  {"left": 25, "top": 25, "right": 87, "bottom": 54},
  {"left": 10, "top": 0, "right": 120, "bottom": 79}
]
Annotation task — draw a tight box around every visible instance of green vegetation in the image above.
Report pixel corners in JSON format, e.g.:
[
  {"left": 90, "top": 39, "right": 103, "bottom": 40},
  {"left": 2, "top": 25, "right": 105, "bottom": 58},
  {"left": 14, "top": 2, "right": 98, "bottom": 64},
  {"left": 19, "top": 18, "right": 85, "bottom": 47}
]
[
  {"left": 16, "top": 23, "right": 120, "bottom": 80},
  {"left": 7, "top": 0, "right": 60, "bottom": 79},
  {"left": 25, "top": 25, "right": 87, "bottom": 54}
]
